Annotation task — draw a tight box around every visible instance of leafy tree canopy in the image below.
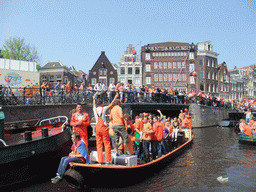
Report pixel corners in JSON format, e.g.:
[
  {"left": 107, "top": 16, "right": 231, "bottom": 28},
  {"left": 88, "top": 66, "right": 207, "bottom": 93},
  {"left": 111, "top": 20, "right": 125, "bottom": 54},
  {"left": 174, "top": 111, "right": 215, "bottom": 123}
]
[{"left": 1, "top": 37, "right": 41, "bottom": 64}]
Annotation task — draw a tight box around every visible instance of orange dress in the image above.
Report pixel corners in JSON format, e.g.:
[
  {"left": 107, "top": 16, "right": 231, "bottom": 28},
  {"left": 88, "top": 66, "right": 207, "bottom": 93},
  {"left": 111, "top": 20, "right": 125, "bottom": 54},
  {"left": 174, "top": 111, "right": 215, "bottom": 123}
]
[{"left": 244, "top": 125, "right": 252, "bottom": 137}]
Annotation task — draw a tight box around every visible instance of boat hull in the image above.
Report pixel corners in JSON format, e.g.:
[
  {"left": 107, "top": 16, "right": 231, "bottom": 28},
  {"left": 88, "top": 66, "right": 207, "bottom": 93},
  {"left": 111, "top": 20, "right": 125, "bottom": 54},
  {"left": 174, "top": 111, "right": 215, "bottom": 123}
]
[
  {"left": 239, "top": 135, "right": 256, "bottom": 145},
  {"left": 0, "top": 127, "right": 72, "bottom": 189},
  {"left": 67, "top": 136, "right": 193, "bottom": 188}
]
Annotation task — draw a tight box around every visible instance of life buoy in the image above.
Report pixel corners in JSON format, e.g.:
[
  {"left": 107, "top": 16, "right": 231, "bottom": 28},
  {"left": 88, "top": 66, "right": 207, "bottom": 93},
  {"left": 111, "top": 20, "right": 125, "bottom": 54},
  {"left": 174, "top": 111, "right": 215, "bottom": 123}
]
[{"left": 64, "top": 169, "right": 85, "bottom": 190}]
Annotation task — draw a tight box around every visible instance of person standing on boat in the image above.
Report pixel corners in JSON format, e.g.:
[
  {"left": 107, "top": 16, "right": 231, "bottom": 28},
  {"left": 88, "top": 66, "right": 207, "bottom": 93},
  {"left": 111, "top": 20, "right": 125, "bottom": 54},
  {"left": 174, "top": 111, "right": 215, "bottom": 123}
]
[
  {"left": 70, "top": 104, "right": 90, "bottom": 153},
  {"left": 245, "top": 109, "right": 252, "bottom": 123},
  {"left": 151, "top": 116, "right": 164, "bottom": 160},
  {"left": 172, "top": 117, "right": 180, "bottom": 146},
  {"left": 52, "top": 132, "right": 89, "bottom": 184},
  {"left": 142, "top": 116, "right": 153, "bottom": 163},
  {"left": 93, "top": 93, "right": 118, "bottom": 165},
  {"left": 110, "top": 98, "right": 130, "bottom": 156}
]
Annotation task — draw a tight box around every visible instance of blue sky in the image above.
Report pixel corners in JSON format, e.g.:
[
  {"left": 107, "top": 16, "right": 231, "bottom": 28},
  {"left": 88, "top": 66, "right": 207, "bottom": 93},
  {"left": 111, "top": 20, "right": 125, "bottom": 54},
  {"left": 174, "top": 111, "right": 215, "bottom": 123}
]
[{"left": 1, "top": 0, "right": 255, "bottom": 73}]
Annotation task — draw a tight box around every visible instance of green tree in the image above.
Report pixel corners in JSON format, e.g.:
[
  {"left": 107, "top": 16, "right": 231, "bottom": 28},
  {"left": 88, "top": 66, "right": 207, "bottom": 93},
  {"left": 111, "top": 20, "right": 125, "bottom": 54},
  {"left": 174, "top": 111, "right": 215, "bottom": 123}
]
[{"left": 1, "top": 37, "right": 41, "bottom": 63}]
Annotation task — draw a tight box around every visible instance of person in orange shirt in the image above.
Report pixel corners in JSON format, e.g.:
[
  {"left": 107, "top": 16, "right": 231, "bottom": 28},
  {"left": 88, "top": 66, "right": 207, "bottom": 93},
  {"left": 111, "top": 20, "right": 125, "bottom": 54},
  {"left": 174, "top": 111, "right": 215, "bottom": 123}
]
[
  {"left": 124, "top": 113, "right": 134, "bottom": 133},
  {"left": 134, "top": 114, "right": 144, "bottom": 159},
  {"left": 70, "top": 104, "right": 90, "bottom": 153},
  {"left": 151, "top": 116, "right": 164, "bottom": 160},
  {"left": 243, "top": 122, "right": 252, "bottom": 137},
  {"left": 142, "top": 116, "right": 153, "bottom": 163},
  {"left": 124, "top": 128, "right": 142, "bottom": 155},
  {"left": 66, "top": 81, "right": 71, "bottom": 93},
  {"left": 183, "top": 114, "right": 192, "bottom": 129},
  {"left": 110, "top": 98, "right": 130, "bottom": 156}
]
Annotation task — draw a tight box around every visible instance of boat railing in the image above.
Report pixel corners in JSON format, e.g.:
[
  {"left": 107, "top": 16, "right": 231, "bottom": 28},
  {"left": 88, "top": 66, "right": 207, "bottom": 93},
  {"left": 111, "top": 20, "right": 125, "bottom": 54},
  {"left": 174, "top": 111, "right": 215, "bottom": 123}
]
[
  {"left": 0, "top": 139, "right": 8, "bottom": 146},
  {"left": 38, "top": 116, "right": 68, "bottom": 128}
]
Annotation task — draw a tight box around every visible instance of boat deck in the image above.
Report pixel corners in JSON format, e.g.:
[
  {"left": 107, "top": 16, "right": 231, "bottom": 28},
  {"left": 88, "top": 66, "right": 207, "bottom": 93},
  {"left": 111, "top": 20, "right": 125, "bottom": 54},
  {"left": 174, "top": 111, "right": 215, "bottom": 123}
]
[{"left": 4, "top": 126, "right": 63, "bottom": 146}]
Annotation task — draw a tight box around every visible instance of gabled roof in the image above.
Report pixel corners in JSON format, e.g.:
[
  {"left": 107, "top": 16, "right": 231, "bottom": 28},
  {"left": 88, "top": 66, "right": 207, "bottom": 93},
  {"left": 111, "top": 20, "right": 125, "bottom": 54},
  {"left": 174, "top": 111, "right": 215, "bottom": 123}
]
[
  {"left": 42, "top": 61, "right": 64, "bottom": 68},
  {"left": 90, "top": 51, "right": 116, "bottom": 71}
]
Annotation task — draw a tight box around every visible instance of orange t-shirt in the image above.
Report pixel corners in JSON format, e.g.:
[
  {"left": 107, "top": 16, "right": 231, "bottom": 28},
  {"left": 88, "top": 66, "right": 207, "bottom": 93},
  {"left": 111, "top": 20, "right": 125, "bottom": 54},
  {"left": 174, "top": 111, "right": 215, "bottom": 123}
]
[
  {"left": 134, "top": 119, "right": 143, "bottom": 132},
  {"left": 66, "top": 84, "right": 71, "bottom": 92},
  {"left": 152, "top": 122, "right": 164, "bottom": 141},
  {"left": 244, "top": 125, "right": 252, "bottom": 137},
  {"left": 110, "top": 105, "right": 124, "bottom": 126},
  {"left": 142, "top": 122, "right": 152, "bottom": 140}
]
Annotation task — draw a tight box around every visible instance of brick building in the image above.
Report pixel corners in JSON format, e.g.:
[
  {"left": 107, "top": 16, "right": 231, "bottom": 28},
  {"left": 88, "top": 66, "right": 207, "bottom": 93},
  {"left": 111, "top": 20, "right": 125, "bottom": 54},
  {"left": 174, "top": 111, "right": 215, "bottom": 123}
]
[
  {"left": 88, "top": 51, "right": 117, "bottom": 87},
  {"left": 196, "top": 41, "right": 219, "bottom": 95},
  {"left": 141, "top": 42, "right": 196, "bottom": 91},
  {"left": 39, "top": 61, "right": 85, "bottom": 89}
]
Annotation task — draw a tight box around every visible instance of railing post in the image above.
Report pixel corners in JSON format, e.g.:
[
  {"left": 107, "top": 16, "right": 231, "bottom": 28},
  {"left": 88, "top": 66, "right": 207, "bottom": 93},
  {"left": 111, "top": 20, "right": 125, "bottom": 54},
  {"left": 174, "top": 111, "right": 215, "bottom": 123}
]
[
  {"left": 0, "top": 85, "right": 2, "bottom": 106},
  {"left": 23, "top": 87, "right": 26, "bottom": 105}
]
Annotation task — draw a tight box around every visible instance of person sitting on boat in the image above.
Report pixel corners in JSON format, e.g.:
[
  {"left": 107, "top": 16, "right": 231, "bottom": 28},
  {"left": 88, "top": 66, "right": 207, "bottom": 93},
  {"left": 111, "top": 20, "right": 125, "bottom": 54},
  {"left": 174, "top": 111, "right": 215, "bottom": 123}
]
[
  {"left": 142, "top": 116, "right": 153, "bottom": 163},
  {"left": 51, "top": 132, "right": 89, "bottom": 184},
  {"left": 151, "top": 116, "right": 164, "bottom": 160},
  {"left": 243, "top": 122, "right": 252, "bottom": 137},
  {"left": 239, "top": 119, "right": 246, "bottom": 132},
  {"left": 70, "top": 104, "right": 91, "bottom": 154},
  {"left": 93, "top": 93, "right": 118, "bottom": 165}
]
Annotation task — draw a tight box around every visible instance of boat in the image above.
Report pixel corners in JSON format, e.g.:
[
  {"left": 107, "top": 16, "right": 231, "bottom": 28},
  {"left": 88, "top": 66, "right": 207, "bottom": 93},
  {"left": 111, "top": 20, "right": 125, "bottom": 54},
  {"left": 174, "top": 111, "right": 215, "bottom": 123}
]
[
  {"left": 218, "top": 120, "right": 230, "bottom": 127},
  {"left": 238, "top": 134, "right": 256, "bottom": 145},
  {"left": 64, "top": 130, "right": 194, "bottom": 190},
  {"left": 0, "top": 116, "right": 72, "bottom": 189}
]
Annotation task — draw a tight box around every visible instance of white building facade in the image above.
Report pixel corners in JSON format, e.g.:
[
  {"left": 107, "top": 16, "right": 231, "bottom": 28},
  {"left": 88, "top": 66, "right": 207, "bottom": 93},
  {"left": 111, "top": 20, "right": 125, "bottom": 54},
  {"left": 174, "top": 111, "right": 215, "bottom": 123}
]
[{"left": 118, "top": 44, "right": 142, "bottom": 87}]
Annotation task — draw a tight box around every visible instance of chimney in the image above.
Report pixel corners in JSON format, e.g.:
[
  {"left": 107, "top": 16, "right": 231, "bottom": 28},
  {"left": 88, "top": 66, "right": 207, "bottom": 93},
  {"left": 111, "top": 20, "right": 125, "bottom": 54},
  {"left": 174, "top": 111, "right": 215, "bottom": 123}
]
[{"left": 101, "top": 51, "right": 105, "bottom": 55}]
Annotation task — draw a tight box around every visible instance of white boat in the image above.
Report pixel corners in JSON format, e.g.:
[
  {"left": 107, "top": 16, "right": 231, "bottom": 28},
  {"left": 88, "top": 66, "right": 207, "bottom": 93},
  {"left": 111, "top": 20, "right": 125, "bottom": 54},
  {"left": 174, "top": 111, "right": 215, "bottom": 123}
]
[{"left": 218, "top": 120, "right": 230, "bottom": 127}]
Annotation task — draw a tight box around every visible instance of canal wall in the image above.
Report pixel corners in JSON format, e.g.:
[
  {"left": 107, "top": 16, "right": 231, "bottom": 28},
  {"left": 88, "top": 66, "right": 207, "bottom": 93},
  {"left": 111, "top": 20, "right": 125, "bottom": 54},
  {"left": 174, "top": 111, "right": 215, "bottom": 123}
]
[
  {"left": 2, "top": 103, "right": 232, "bottom": 128},
  {"left": 189, "top": 104, "right": 233, "bottom": 127}
]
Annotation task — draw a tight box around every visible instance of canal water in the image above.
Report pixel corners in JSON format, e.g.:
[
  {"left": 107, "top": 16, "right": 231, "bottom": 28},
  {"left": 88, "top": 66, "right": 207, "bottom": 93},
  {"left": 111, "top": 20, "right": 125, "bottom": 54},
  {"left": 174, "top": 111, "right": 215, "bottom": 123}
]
[{"left": 12, "top": 126, "right": 255, "bottom": 192}]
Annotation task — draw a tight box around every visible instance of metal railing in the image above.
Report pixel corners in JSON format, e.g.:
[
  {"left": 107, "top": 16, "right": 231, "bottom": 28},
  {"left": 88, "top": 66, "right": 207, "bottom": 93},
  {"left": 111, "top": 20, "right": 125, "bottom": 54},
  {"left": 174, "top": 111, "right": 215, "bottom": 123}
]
[{"left": 0, "top": 85, "right": 237, "bottom": 110}]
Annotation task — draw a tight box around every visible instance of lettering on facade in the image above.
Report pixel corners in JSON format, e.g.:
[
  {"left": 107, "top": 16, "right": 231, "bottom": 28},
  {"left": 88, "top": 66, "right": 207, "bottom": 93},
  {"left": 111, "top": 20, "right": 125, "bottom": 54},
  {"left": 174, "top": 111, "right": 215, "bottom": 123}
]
[{"left": 147, "top": 46, "right": 193, "bottom": 51}]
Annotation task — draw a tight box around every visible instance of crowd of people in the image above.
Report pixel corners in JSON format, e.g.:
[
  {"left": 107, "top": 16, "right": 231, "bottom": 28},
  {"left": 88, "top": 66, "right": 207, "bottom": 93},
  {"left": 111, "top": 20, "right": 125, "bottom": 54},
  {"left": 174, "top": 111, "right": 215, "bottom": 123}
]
[
  {"left": 51, "top": 96, "right": 192, "bottom": 184},
  {"left": 239, "top": 109, "right": 256, "bottom": 137}
]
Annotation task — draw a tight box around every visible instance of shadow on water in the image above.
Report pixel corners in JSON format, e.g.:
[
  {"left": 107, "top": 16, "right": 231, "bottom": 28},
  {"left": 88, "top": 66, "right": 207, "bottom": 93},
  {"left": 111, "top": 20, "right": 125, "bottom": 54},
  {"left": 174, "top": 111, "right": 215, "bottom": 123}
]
[{"left": 11, "top": 126, "right": 256, "bottom": 192}]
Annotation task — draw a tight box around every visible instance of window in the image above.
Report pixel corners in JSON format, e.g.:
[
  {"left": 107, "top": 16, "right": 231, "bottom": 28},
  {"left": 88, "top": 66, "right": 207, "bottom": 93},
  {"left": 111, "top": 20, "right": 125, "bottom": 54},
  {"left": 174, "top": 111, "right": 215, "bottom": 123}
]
[
  {"left": 211, "top": 71, "right": 214, "bottom": 80},
  {"left": 99, "top": 68, "right": 107, "bottom": 76},
  {"left": 56, "top": 75, "right": 61, "bottom": 80},
  {"left": 154, "top": 62, "right": 158, "bottom": 69},
  {"left": 154, "top": 74, "right": 158, "bottom": 81},
  {"left": 159, "top": 74, "right": 163, "bottom": 81},
  {"left": 173, "top": 74, "right": 177, "bottom": 81},
  {"left": 190, "top": 76, "right": 195, "bottom": 84},
  {"left": 91, "top": 78, "right": 96, "bottom": 85},
  {"left": 153, "top": 53, "right": 156, "bottom": 57},
  {"left": 168, "top": 74, "right": 172, "bottom": 81},
  {"left": 49, "top": 75, "right": 54, "bottom": 82},
  {"left": 145, "top": 53, "right": 151, "bottom": 60},
  {"left": 135, "top": 67, "right": 140, "bottom": 74},
  {"left": 220, "top": 75, "right": 223, "bottom": 82},
  {"left": 215, "top": 72, "right": 218, "bottom": 80},
  {"left": 109, "top": 78, "right": 115, "bottom": 84},
  {"left": 175, "top": 52, "right": 177, "bottom": 56},
  {"left": 189, "top": 63, "right": 194, "bottom": 72},
  {"left": 168, "top": 62, "right": 172, "bottom": 69},
  {"left": 164, "top": 74, "right": 167, "bottom": 81},
  {"left": 159, "top": 62, "right": 162, "bottom": 69},
  {"left": 119, "top": 77, "right": 125, "bottom": 84},
  {"left": 146, "top": 64, "right": 151, "bottom": 72},
  {"left": 199, "top": 57, "right": 204, "bottom": 66},
  {"left": 182, "top": 62, "right": 186, "bottom": 68},
  {"left": 181, "top": 52, "right": 184, "bottom": 56},
  {"left": 206, "top": 58, "right": 209, "bottom": 66},
  {"left": 128, "top": 67, "right": 132, "bottom": 74},
  {"left": 163, "top": 62, "right": 167, "bottom": 69},
  {"left": 178, "top": 62, "right": 181, "bottom": 69},
  {"left": 135, "top": 77, "right": 140, "bottom": 85},
  {"left": 183, "top": 74, "right": 186, "bottom": 81},
  {"left": 207, "top": 71, "right": 210, "bottom": 79},
  {"left": 173, "top": 62, "right": 176, "bottom": 68},
  {"left": 146, "top": 77, "right": 151, "bottom": 84},
  {"left": 168, "top": 52, "right": 171, "bottom": 56},
  {"left": 200, "top": 83, "right": 205, "bottom": 91},
  {"left": 200, "top": 70, "right": 204, "bottom": 79},
  {"left": 189, "top": 52, "right": 194, "bottom": 60},
  {"left": 178, "top": 52, "right": 180, "bottom": 56},
  {"left": 120, "top": 67, "right": 125, "bottom": 75}
]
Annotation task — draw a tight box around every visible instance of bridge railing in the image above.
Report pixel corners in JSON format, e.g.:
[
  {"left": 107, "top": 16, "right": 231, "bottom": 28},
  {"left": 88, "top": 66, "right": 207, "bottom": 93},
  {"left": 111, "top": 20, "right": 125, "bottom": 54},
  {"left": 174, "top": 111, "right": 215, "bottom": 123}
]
[{"left": 0, "top": 85, "right": 234, "bottom": 109}]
